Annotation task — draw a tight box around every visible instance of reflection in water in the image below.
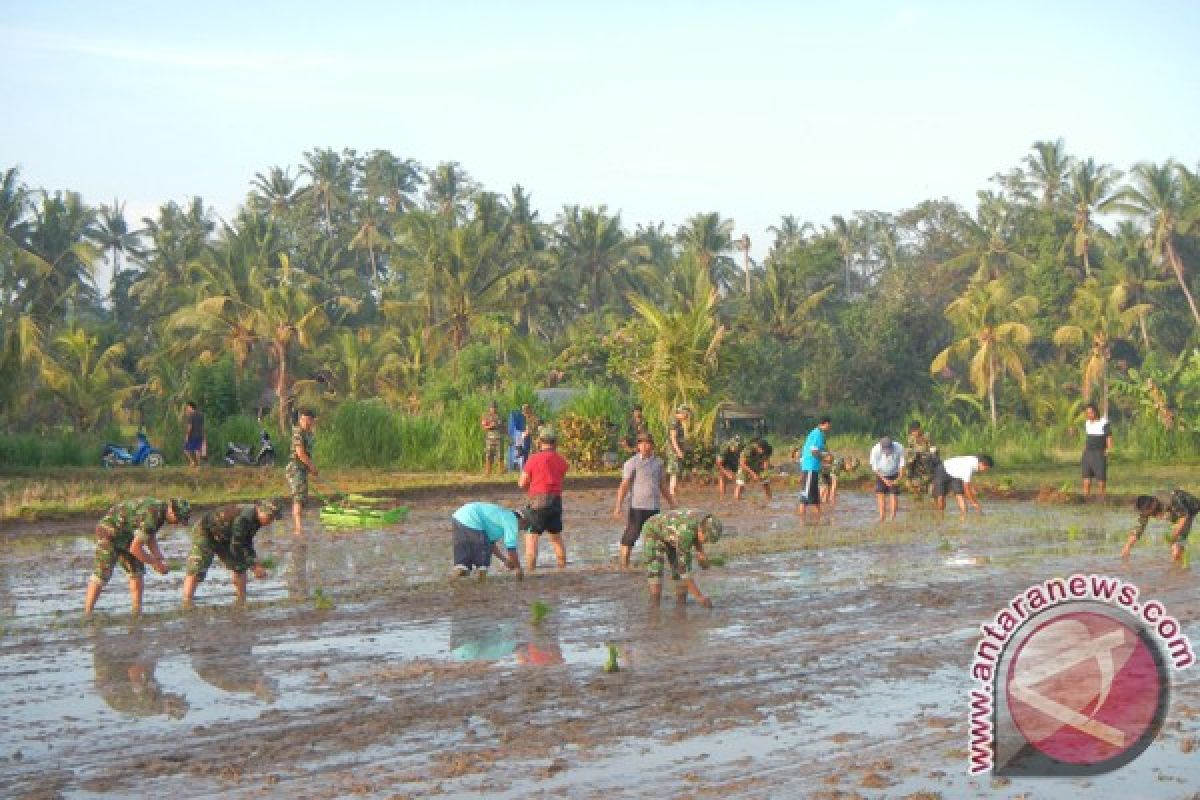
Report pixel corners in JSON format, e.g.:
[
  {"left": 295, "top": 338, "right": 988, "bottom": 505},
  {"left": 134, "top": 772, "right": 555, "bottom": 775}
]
[
  {"left": 449, "top": 619, "right": 518, "bottom": 662},
  {"left": 92, "top": 627, "right": 188, "bottom": 718},
  {"left": 287, "top": 537, "right": 310, "bottom": 600},
  {"left": 515, "top": 639, "right": 564, "bottom": 666},
  {"left": 188, "top": 620, "right": 277, "bottom": 703}
]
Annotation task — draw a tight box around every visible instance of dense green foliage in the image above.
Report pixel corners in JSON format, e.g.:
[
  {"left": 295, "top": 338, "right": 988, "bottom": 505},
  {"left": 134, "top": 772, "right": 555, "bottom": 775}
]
[{"left": 2, "top": 140, "right": 1198, "bottom": 471}]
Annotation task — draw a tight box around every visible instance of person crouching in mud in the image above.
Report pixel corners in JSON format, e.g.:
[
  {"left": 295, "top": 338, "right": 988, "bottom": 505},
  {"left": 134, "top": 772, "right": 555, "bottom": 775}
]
[{"left": 641, "top": 509, "right": 723, "bottom": 608}]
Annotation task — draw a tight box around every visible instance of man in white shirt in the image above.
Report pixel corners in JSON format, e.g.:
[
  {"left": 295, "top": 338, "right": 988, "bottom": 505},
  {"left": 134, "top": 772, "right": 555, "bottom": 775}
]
[
  {"left": 933, "top": 454, "right": 994, "bottom": 516},
  {"left": 869, "top": 436, "right": 906, "bottom": 521},
  {"left": 1081, "top": 403, "right": 1113, "bottom": 501}
]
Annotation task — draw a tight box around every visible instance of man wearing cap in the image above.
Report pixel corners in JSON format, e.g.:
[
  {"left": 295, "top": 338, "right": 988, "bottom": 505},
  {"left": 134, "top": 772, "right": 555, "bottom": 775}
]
[
  {"left": 869, "top": 435, "right": 906, "bottom": 521},
  {"left": 182, "top": 500, "right": 282, "bottom": 608},
  {"left": 451, "top": 501, "right": 526, "bottom": 580},
  {"left": 287, "top": 409, "right": 319, "bottom": 533},
  {"left": 519, "top": 425, "right": 570, "bottom": 570},
  {"left": 641, "top": 509, "right": 723, "bottom": 608},
  {"left": 613, "top": 431, "right": 676, "bottom": 569},
  {"left": 84, "top": 497, "right": 191, "bottom": 616},
  {"left": 1121, "top": 489, "right": 1200, "bottom": 563},
  {"left": 667, "top": 405, "right": 691, "bottom": 497}
]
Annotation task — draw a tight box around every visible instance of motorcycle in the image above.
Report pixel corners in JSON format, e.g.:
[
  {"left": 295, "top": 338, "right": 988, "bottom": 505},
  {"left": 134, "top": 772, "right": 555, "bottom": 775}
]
[
  {"left": 101, "top": 432, "right": 165, "bottom": 468},
  {"left": 223, "top": 428, "right": 276, "bottom": 468}
]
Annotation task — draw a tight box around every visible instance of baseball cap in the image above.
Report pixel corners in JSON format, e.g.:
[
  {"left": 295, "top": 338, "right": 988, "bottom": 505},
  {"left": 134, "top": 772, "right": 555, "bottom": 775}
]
[{"left": 538, "top": 425, "right": 558, "bottom": 442}]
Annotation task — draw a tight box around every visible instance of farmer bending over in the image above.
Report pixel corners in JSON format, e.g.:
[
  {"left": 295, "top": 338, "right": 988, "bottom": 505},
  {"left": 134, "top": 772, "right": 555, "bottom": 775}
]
[
  {"left": 642, "top": 509, "right": 723, "bottom": 608},
  {"left": 84, "top": 498, "right": 191, "bottom": 616},
  {"left": 451, "top": 501, "right": 526, "bottom": 580},
  {"left": 1121, "top": 489, "right": 1200, "bottom": 564},
  {"left": 183, "top": 500, "right": 283, "bottom": 608}
]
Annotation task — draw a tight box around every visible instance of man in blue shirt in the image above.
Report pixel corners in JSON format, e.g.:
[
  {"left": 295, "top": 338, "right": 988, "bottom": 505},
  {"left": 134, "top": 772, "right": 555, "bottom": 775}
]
[
  {"left": 798, "top": 417, "right": 831, "bottom": 525},
  {"left": 451, "top": 502, "right": 527, "bottom": 581}
]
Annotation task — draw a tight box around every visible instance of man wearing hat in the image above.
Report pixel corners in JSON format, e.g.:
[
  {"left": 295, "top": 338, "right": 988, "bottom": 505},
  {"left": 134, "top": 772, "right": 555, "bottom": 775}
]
[
  {"left": 84, "top": 497, "right": 192, "bottom": 616},
  {"left": 612, "top": 431, "right": 676, "bottom": 569},
  {"left": 667, "top": 405, "right": 691, "bottom": 497},
  {"left": 287, "top": 408, "right": 319, "bottom": 533},
  {"left": 182, "top": 500, "right": 282, "bottom": 608},
  {"left": 519, "top": 424, "right": 570, "bottom": 570},
  {"left": 641, "top": 509, "right": 723, "bottom": 608},
  {"left": 869, "top": 435, "right": 906, "bottom": 521}
]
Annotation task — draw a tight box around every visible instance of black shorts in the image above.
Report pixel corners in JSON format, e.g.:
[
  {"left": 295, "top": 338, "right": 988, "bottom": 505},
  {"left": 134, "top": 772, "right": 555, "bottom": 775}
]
[
  {"left": 1081, "top": 449, "right": 1107, "bottom": 480},
  {"left": 875, "top": 474, "right": 901, "bottom": 495},
  {"left": 452, "top": 519, "right": 492, "bottom": 569},
  {"left": 932, "top": 466, "right": 964, "bottom": 498},
  {"left": 621, "top": 508, "right": 659, "bottom": 547},
  {"left": 799, "top": 470, "right": 821, "bottom": 506},
  {"left": 527, "top": 495, "right": 564, "bottom": 534}
]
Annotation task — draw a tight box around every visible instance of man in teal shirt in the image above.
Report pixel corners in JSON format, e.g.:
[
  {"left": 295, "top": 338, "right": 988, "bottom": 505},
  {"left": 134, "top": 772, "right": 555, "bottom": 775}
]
[
  {"left": 798, "top": 417, "right": 831, "bottom": 525},
  {"left": 451, "top": 502, "right": 527, "bottom": 580}
]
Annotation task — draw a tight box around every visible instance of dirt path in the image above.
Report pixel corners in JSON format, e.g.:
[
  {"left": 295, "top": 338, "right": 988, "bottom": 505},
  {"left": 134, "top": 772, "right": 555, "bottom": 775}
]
[{"left": 1, "top": 484, "right": 1198, "bottom": 798}]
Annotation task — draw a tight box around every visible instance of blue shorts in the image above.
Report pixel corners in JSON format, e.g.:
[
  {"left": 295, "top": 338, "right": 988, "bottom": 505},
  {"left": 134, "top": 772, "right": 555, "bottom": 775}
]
[{"left": 184, "top": 436, "right": 204, "bottom": 453}]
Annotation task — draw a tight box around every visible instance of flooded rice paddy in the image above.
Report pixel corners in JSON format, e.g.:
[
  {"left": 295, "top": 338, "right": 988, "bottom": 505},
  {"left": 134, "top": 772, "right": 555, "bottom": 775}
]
[{"left": 1, "top": 483, "right": 1198, "bottom": 798}]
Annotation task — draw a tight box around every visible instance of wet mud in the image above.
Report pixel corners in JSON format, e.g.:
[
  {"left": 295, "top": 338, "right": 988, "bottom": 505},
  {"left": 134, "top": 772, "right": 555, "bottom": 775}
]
[{"left": 1, "top": 482, "right": 1198, "bottom": 798}]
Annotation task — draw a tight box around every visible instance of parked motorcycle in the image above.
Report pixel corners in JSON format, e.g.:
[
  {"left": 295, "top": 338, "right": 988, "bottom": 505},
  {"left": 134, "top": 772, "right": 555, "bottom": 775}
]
[
  {"left": 223, "top": 428, "right": 276, "bottom": 467},
  {"left": 101, "top": 432, "right": 165, "bottom": 468}
]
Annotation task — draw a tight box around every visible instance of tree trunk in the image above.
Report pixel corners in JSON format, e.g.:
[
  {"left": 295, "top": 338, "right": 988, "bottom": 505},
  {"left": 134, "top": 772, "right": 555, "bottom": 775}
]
[
  {"left": 1166, "top": 239, "right": 1200, "bottom": 329},
  {"left": 275, "top": 342, "right": 289, "bottom": 437},
  {"left": 988, "top": 353, "right": 997, "bottom": 427},
  {"left": 1138, "top": 314, "right": 1150, "bottom": 351}
]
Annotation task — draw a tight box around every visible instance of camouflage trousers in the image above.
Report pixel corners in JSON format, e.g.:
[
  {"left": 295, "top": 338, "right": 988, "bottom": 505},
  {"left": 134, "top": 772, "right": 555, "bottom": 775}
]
[
  {"left": 484, "top": 432, "right": 502, "bottom": 463},
  {"left": 904, "top": 453, "right": 939, "bottom": 499},
  {"left": 285, "top": 462, "right": 309, "bottom": 504},
  {"left": 91, "top": 524, "right": 144, "bottom": 585},
  {"left": 185, "top": 529, "right": 247, "bottom": 581},
  {"left": 644, "top": 538, "right": 689, "bottom": 584}
]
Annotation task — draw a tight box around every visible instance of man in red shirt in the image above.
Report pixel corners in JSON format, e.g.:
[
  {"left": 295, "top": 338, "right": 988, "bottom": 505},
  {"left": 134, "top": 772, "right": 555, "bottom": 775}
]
[{"left": 519, "top": 425, "right": 570, "bottom": 571}]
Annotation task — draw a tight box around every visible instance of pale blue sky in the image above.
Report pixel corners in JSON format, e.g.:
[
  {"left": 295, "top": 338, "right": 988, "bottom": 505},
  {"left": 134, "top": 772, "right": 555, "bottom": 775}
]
[{"left": 2, "top": 1, "right": 1197, "bottom": 264}]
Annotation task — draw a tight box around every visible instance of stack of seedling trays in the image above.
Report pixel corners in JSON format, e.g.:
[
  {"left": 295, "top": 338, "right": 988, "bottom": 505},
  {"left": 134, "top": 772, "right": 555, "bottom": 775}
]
[{"left": 319, "top": 493, "right": 409, "bottom": 528}]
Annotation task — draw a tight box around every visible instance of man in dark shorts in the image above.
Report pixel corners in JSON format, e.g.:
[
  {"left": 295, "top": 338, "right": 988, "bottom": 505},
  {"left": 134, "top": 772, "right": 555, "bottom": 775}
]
[
  {"left": 84, "top": 497, "right": 191, "bottom": 616},
  {"left": 869, "top": 435, "right": 906, "bottom": 521},
  {"left": 519, "top": 425, "right": 570, "bottom": 570},
  {"left": 450, "top": 502, "right": 526, "bottom": 580},
  {"left": 642, "top": 509, "right": 723, "bottom": 608},
  {"left": 183, "top": 401, "right": 205, "bottom": 467},
  {"left": 932, "top": 454, "right": 993, "bottom": 516},
  {"left": 613, "top": 432, "right": 675, "bottom": 569},
  {"left": 715, "top": 435, "right": 744, "bottom": 499},
  {"left": 798, "top": 417, "right": 831, "bottom": 525},
  {"left": 182, "top": 500, "right": 282, "bottom": 608},
  {"left": 1081, "top": 403, "right": 1113, "bottom": 501},
  {"left": 1121, "top": 489, "right": 1200, "bottom": 563}
]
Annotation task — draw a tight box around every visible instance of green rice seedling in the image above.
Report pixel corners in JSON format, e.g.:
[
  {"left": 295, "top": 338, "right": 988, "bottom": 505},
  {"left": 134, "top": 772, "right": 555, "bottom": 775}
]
[
  {"left": 530, "top": 599, "right": 550, "bottom": 624},
  {"left": 258, "top": 555, "right": 278, "bottom": 570},
  {"left": 603, "top": 643, "right": 620, "bottom": 673},
  {"left": 312, "top": 588, "right": 335, "bottom": 610},
  {"left": 1066, "top": 524, "right": 1082, "bottom": 541},
  {"left": 167, "top": 558, "right": 185, "bottom": 572},
  {"left": 936, "top": 539, "right": 953, "bottom": 552},
  {"left": 706, "top": 555, "right": 727, "bottom": 567}
]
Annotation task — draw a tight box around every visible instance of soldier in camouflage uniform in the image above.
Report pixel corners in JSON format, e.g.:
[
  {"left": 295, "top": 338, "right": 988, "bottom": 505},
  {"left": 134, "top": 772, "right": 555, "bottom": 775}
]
[
  {"left": 642, "top": 509, "right": 723, "bottom": 608},
  {"left": 84, "top": 497, "right": 191, "bottom": 616},
  {"left": 183, "top": 500, "right": 283, "bottom": 608},
  {"left": 481, "top": 402, "right": 503, "bottom": 475},
  {"left": 666, "top": 405, "right": 691, "bottom": 497},
  {"left": 819, "top": 453, "right": 859, "bottom": 506},
  {"left": 287, "top": 409, "right": 319, "bottom": 532},
  {"left": 1121, "top": 489, "right": 1200, "bottom": 563},
  {"left": 904, "top": 421, "right": 939, "bottom": 499},
  {"left": 736, "top": 438, "right": 773, "bottom": 501}
]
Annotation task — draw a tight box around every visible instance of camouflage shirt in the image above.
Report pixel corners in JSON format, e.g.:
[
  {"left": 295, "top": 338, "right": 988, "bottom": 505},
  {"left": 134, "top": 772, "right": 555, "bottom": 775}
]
[
  {"left": 98, "top": 498, "right": 170, "bottom": 546},
  {"left": 1131, "top": 490, "right": 1200, "bottom": 540},
  {"left": 196, "top": 504, "right": 265, "bottom": 568},
  {"left": 289, "top": 426, "right": 315, "bottom": 472},
  {"left": 907, "top": 430, "right": 935, "bottom": 455}
]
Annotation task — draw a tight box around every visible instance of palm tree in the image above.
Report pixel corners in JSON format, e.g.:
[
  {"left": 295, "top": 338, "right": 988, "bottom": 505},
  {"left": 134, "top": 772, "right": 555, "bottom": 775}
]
[
  {"left": 675, "top": 212, "right": 736, "bottom": 290},
  {"left": 931, "top": 279, "right": 1038, "bottom": 426},
  {"left": 423, "top": 162, "right": 477, "bottom": 220},
  {"left": 1113, "top": 161, "right": 1200, "bottom": 329},
  {"left": 938, "top": 192, "right": 1035, "bottom": 283},
  {"left": 38, "top": 325, "right": 131, "bottom": 431},
  {"left": 319, "top": 327, "right": 404, "bottom": 401},
  {"left": 1052, "top": 278, "right": 1152, "bottom": 415},
  {"left": 94, "top": 200, "right": 143, "bottom": 321},
  {"left": 363, "top": 150, "right": 423, "bottom": 214},
  {"left": 556, "top": 205, "right": 645, "bottom": 316},
  {"left": 349, "top": 196, "right": 389, "bottom": 283},
  {"left": 1100, "top": 220, "right": 1169, "bottom": 350},
  {"left": 829, "top": 214, "right": 860, "bottom": 296},
  {"left": 1068, "top": 158, "right": 1122, "bottom": 276},
  {"left": 132, "top": 198, "right": 214, "bottom": 317},
  {"left": 20, "top": 190, "right": 102, "bottom": 321},
  {"left": 250, "top": 166, "right": 302, "bottom": 217},
  {"left": 300, "top": 147, "right": 357, "bottom": 233},
  {"left": 1024, "top": 138, "right": 1072, "bottom": 210},
  {"left": 758, "top": 244, "right": 837, "bottom": 341},
  {"left": 767, "top": 215, "right": 812, "bottom": 255}
]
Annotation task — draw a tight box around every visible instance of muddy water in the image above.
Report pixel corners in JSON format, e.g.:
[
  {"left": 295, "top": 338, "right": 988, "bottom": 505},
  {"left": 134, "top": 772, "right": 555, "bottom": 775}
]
[{"left": 1, "top": 485, "right": 1198, "bottom": 798}]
